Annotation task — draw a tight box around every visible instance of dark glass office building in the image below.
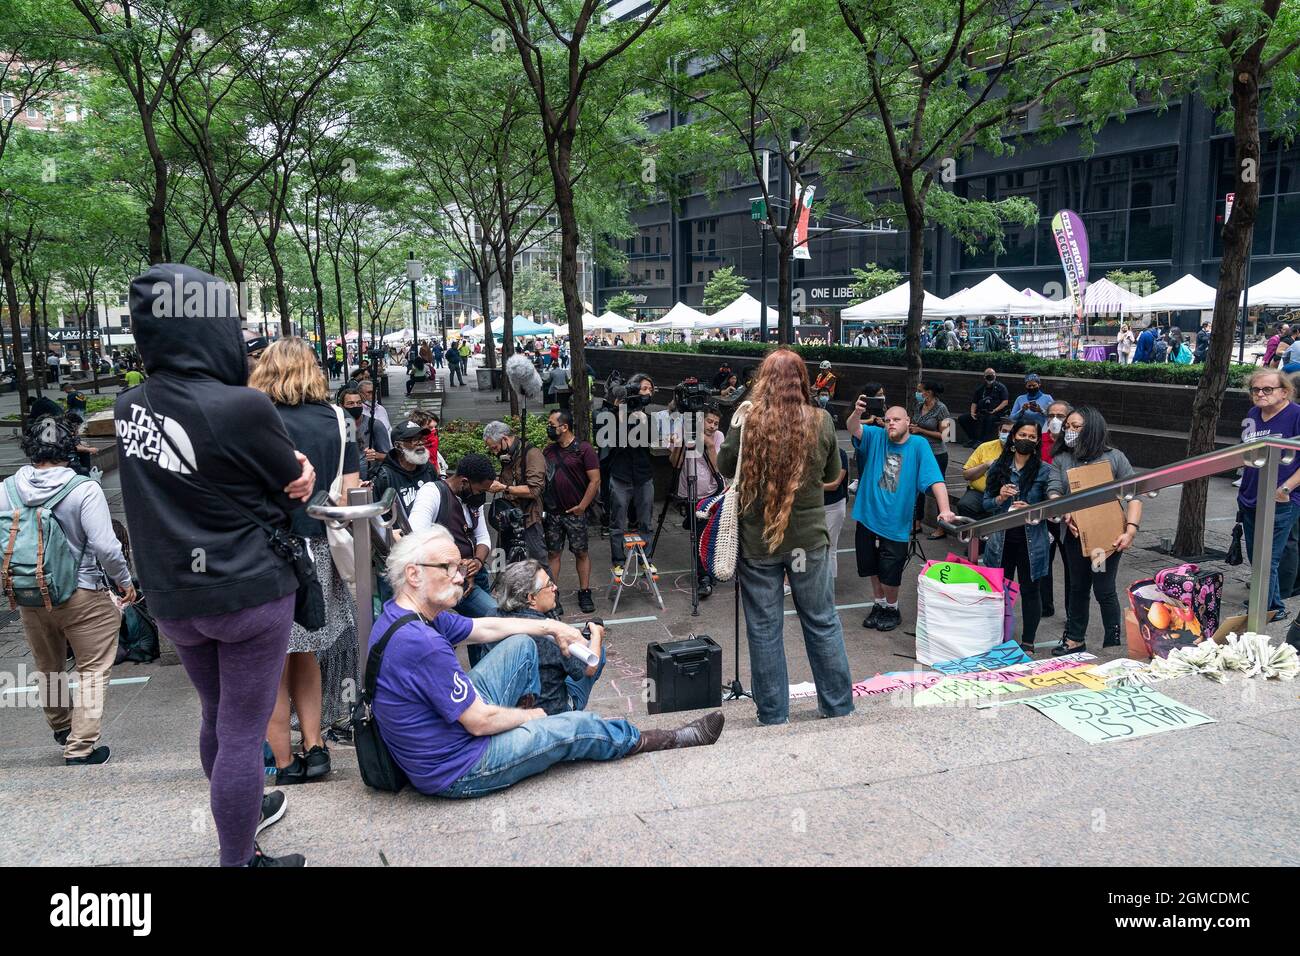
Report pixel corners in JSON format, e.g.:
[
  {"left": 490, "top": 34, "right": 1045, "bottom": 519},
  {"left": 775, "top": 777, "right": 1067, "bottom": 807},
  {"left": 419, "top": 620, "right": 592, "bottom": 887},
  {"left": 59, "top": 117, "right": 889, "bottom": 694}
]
[{"left": 596, "top": 97, "right": 1300, "bottom": 322}]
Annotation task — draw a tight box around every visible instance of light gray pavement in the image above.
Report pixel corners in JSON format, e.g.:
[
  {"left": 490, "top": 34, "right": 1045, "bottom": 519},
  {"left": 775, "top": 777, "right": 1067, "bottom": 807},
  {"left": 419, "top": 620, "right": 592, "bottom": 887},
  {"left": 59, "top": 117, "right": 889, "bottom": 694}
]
[{"left": 2, "top": 358, "right": 1297, "bottom": 866}]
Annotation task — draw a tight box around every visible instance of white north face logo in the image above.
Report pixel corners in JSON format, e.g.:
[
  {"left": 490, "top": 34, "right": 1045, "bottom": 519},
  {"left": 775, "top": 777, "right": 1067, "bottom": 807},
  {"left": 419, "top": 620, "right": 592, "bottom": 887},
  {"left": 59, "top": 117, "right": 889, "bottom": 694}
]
[{"left": 116, "top": 404, "right": 195, "bottom": 474}]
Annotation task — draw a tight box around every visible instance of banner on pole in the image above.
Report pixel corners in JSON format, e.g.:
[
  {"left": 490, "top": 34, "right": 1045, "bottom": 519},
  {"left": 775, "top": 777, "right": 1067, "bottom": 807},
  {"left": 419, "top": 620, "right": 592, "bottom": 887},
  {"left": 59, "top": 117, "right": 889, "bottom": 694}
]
[
  {"left": 1050, "top": 209, "right": 1089, "bottom": 312},
  {"left": 793, "top": 185, "right": 815, "bottom": 260}
]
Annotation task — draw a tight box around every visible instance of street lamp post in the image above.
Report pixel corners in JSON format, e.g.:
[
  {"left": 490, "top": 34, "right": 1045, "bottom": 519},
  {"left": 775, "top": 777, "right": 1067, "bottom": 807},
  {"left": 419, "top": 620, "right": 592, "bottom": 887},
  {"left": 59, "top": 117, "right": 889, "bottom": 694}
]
[{"left": 406, "top": 252, "right": 423, "bottom": 352}]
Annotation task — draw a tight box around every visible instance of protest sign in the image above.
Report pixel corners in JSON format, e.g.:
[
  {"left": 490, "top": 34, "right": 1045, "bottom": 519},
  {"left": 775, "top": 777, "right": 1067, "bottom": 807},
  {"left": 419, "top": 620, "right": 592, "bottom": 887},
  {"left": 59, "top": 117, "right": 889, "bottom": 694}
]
[
  {"left": 930, "top": 641, "right": 1032, "bottom": 674},
  {"left": 1013, "top": 665, "right": 1107, "bottom": 692},
  {"left": 911, "top": 677, "right": 1021, "bottom": 706},
  {"left": 1022, "top": 685, "right": 1215, "bottom": 743}
]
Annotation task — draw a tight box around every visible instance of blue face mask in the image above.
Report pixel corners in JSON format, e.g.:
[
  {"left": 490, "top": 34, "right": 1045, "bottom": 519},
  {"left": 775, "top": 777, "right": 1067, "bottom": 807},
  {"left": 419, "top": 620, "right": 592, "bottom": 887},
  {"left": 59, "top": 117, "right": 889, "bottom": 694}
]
[
  {"left": 817, "top": 395, "right": 829, "bottom": 407},
  {"left": 914, "top": 391, "right": 925, "bottom": 403}
]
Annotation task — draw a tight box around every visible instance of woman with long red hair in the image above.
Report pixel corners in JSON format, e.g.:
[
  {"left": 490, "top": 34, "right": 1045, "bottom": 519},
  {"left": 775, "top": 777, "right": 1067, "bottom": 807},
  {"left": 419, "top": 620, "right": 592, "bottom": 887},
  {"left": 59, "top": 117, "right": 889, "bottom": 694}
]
[{"left": 718, "top": 348, "right": 853, "bottom": 725}]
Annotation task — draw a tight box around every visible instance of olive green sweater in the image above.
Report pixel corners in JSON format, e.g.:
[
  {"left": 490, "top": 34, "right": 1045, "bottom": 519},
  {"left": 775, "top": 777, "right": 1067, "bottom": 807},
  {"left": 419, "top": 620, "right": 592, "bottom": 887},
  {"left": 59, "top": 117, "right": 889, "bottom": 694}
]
[{"left": 718, "top": 407, "right": 842, "bottom": 558}]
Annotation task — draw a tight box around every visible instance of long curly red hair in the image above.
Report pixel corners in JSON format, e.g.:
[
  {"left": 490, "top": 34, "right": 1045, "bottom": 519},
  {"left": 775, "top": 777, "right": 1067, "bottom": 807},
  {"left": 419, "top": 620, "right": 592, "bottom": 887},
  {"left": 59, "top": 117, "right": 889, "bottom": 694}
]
[{"left": 736, "top": 348, "right": 819, "bottom": 552}]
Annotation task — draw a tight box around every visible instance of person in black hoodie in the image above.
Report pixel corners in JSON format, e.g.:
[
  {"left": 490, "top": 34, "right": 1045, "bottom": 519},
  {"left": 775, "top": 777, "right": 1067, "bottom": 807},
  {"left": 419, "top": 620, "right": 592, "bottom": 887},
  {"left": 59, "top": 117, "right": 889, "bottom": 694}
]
[
  {"left": 370, "top": 419, "right": 440, "bottom": 516},
  {"left": 115, "top": 263, "right": 316, "bottom": 868}
]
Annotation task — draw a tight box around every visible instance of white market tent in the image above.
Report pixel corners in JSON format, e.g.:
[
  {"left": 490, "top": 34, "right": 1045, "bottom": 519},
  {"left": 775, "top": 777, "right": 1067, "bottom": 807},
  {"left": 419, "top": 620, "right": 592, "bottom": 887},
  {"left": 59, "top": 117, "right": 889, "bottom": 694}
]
[
  {"left": 583, "top": 311, "right": 637, "bottom": 332},
  {"left": 696, "top": 292, "right": 777, "bottom": 330},
  {"left": 1247, "top": 266, "right": 1300, "bottom": 308},
  {"left": 841, "top": 282, "right": 946, "bottom": 321},
  {"left": 932, "top": 273, "right": 1070, "bottom": 317},
  {"left": 1136, "top": 274, "right": 1217, "bottom": 312},
  {"left": 382, "top": 328, "right": 412, "bottom": 344},
  {"left": 641, "top": 301, "right": 708, "bottom": 330}
]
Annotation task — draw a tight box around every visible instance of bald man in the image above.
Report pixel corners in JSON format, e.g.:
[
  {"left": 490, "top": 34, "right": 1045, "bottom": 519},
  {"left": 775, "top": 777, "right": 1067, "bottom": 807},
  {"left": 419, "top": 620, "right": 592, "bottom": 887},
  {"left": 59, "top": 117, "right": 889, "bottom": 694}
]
[{"left": 847, "top": 400, "right": 956, "bottom": 632}]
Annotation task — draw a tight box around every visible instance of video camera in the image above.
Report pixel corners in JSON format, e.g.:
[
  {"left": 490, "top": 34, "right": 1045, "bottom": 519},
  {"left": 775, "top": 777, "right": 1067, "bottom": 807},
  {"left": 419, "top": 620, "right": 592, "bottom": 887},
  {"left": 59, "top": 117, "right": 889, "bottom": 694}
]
[
  {"left": 605, "top": 369, "right": 651, "bottom": 411},
  {"left": 488, "top": 497, "right": 528, "bottom": 562},
  {"left": 673, "top": 377, "right": 714, "bottom": 415}
]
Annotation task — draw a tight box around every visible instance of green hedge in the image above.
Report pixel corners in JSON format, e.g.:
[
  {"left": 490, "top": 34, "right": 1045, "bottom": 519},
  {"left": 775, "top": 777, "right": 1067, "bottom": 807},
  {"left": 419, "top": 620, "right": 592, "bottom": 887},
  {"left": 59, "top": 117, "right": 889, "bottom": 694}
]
[
  {"left": 621, "top": 341, "right": 1256, "bottom": 388},
  {"left": 437, "top": 414, "right": 549, "bottom": 470}
]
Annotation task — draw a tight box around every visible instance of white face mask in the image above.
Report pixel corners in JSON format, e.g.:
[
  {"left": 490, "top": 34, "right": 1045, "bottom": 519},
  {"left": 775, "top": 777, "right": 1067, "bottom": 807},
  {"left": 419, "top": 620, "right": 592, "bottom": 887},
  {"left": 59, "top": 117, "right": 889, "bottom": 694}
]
[
  {"left": 1047, "top": 418, "right": 1063, "bottom": 434},
  {"left": 1063, "top": 429, "right": 1080, "bottom": 448},
  {"left": 998, "top": 433, "right": 1010, "bottom": 444}
]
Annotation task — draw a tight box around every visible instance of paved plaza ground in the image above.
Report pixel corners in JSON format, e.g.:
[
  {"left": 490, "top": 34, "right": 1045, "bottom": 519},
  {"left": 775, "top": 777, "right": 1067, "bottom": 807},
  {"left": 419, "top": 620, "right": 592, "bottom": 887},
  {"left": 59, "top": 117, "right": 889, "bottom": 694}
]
[{"left": 1, "top": 359, "right": 1296, "bottom": 866}]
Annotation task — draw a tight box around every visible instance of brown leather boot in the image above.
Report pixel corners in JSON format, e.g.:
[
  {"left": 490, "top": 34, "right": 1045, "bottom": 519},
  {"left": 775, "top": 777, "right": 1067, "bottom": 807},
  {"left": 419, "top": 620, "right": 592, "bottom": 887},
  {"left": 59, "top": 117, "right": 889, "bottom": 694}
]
[{"left": 630, "top": 711, "right": 725, "bottom": 754}]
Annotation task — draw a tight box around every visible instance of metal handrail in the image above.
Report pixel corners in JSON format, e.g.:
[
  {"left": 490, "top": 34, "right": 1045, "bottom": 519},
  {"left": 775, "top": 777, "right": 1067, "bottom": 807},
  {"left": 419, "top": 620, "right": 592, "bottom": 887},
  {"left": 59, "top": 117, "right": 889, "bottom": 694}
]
[
  {"left": 307, "top": 487, "right": 397, "bottom": 524},
  {"left": 938, "top": 436, "right": 1300, "bottom": 636}
]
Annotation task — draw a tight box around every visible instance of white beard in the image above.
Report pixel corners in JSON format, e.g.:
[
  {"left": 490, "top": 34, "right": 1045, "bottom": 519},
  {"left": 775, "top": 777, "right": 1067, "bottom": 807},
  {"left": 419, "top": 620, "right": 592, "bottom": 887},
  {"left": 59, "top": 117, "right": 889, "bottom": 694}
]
[{"left": 401, "top": 447, "right": 430, "bottom": 467}]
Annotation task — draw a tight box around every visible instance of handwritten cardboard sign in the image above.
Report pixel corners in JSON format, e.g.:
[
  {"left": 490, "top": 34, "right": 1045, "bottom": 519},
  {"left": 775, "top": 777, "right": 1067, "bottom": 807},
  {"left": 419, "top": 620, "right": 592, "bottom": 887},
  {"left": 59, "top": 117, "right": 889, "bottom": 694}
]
[
  {"left": 930, "top": 641, "right": 1032, "bottom": 675},
  {"left": 911, "top": 677, "right": 1022, "bottom": 706},
  {"left": 1013, "top": 665, "right": 1107, "bottom": 692},
  {"left": 1022, "top": 685, "right": 1215, "bottom": 743}
]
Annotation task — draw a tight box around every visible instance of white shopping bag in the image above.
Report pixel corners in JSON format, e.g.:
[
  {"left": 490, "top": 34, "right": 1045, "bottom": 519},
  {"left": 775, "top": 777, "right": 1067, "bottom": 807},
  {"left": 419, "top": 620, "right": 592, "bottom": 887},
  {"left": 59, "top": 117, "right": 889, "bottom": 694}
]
[{"left": 915, "top": 573, "right": 1006, "bottom": 666}]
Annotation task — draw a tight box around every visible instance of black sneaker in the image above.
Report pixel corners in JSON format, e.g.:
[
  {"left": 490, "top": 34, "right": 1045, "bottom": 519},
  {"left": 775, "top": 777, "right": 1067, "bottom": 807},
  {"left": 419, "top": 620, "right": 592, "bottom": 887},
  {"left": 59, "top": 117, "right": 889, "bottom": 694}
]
[
  {"left": 875, "top": 607, "right": 902, "bottom": 632},
  {"left": 697, "top": 577, "right": 713, "bottom": 599},
  {"left": 249, "top": 842, "right": 305, "bottom": 867},
  {"left": 53, "top": 728, "right": 70, "bottom": 746},
  {"left": 1052, "top": 640, "right": 1087, "bottom": 657},
  {"left": 862, "top": 604, "right": 884, "bottom": 629},
  {"left": 257, "top": 791, "right": 287, "bottom": 835},
  {"left": 302, "top": 745, "right": 331, "bottom": 780},
  {"left": 577, "top": 589, "right": 595, "bottom": 613},
  {"left": 275, "top": 754, "right": 309, "bottom": 785},
  {"left": 66, "top": 745, "right": 110, "bottom": 766}
]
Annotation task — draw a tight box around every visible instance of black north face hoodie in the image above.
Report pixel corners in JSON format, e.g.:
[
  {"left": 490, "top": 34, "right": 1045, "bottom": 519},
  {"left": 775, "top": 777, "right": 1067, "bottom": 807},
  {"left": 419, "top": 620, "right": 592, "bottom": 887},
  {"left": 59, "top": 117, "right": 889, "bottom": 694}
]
[{"left": 115, "top": 264, "right": 302, "bottom": 619}]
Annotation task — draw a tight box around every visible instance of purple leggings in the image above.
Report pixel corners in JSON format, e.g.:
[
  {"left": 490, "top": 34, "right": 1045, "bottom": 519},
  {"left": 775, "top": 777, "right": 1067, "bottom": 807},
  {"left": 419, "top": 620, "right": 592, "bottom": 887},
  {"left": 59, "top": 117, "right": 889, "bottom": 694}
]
[{"left": 159, "top": 593, "right": 294, "bottom": 866}]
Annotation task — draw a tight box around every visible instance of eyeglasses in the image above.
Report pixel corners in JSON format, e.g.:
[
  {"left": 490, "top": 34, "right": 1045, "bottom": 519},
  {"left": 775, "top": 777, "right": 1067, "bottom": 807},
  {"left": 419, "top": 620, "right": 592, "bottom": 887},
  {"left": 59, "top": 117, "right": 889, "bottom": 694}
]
[
  {"left": 1250, "top": 386, "right": 1281, "bottom": 395},
  {"left": 531, "top": 580, "right": 558, "bottom": 596},
  {"left": 416, "top": 561, "right": 463, "bottom": 578}
]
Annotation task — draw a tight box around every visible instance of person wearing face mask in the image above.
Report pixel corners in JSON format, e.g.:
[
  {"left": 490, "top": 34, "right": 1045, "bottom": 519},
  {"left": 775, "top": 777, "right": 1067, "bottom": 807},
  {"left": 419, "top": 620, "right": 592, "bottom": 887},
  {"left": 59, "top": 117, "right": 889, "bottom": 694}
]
[
  {"left": 409, "top": 453, "right": 501, "bottom": 663},
  {"left": 485, "top": 420, "right": 550, "bottom": 567},
  {"left": 1046, "top": 405, "right": 1141, "bottom": 655},
  {"left": 815, "top": 388, "right": 832, "bottom": 409},
  {"left": 957, "top": 416, "right": 1014, "bottom": 519},
  {"left": 910, "top": 381, "right": 953, "bottom": 540},
  {"left": 981, "top": 418, "right": 1052, "bottom": 654},
  {"left": 959, "top": 367, "right": 1009, "bottom": 447},
  {"left": 1038, "top": 401, "right": 1073, "bottom": 622},
  {"left": 543, "top": 410, "right": 601, "bottom": 614},
  {"left": 371, "top": 420, "right": 441, "bottom": 517},
  {"left": 340, "top": 387, "right": 391, "bottom": 480},
  {"left": 1010, "top": 373, "right": 1053, "bottom": 427}
]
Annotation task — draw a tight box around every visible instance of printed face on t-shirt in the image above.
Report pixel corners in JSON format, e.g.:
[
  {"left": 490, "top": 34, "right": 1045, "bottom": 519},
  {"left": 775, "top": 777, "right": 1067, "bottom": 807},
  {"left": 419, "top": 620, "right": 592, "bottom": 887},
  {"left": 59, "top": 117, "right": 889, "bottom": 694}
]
[{"left": 879, "top": 450, "right": 902, "bottom": 493}]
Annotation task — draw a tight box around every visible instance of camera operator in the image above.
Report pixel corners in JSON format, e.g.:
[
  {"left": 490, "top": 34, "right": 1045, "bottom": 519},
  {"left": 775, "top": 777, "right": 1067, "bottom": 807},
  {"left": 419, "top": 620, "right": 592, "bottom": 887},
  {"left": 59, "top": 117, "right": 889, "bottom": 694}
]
[
  {"left": 595, "top": 374, "right": 658, "bottom": 580},
  {"left": 668, "top": 400, "right": 724, "bottom": 597},
  {"left": 485, "top": 421, "right": 549, "bottom": 566}
]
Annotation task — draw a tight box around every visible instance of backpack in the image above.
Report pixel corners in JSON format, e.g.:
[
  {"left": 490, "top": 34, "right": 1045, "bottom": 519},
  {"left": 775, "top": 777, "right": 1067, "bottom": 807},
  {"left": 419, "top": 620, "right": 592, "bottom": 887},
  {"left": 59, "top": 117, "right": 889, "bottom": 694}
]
[{"left": 1, "top": 475, "right": 91, "bottom": 610}]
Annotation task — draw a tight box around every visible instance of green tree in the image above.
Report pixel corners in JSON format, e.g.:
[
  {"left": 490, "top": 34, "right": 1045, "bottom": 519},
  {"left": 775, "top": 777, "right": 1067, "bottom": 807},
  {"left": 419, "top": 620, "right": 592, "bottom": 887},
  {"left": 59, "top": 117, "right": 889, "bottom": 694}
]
[
  {"left": 1105, "top": 269, "right": 1159, "bottom": 297},
  {"left": 848, "top": 264, "right": 901, "bottom": 305},
  {"left": 702, "top": 266, "right": 748, "bottom": 311},
  {"left": 604, "top": 291, "right": 636, "bottom": 316},
  {"left": 517, "top": 266, "right": 566, "bottom": 320}
]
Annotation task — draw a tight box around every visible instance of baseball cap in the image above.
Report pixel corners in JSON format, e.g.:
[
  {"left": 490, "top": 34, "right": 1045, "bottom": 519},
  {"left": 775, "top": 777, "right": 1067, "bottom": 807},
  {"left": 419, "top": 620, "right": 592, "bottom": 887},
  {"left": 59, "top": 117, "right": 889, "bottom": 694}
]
[
  {"left": 1024, "top": 372, "right": 1041, "bottom": 383},
  {"left": 390, "top": 420, "right": 431, "bottom": 442},
  {"left": 819, "top": 360, "right": 831, "bottom": 370}
]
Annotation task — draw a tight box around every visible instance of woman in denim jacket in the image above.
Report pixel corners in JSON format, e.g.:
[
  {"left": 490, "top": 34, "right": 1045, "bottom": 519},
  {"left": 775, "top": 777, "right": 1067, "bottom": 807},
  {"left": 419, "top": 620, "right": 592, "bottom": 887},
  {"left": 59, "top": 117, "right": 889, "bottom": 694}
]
[{"left": 981, "top": 418, "right": 1052, "bottom": 654}]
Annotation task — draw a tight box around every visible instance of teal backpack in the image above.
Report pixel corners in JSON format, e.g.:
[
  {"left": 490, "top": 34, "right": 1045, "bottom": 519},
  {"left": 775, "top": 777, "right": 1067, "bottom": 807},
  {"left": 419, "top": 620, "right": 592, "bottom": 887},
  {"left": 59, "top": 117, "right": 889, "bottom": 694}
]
[{"left": 1, "top": 474, "right": 90, "bottom": 609}]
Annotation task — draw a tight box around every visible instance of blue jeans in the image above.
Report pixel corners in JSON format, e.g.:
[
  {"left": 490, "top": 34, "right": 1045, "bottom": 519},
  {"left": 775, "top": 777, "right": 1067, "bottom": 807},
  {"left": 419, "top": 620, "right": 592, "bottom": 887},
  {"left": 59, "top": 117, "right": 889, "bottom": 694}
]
[
  {"left": 438, "top": 636, "right": 639, "bottom": 798},
  {"left": 737, "top": 544, "right": 853, "bottom": 725},
  {"left": 565, "top": 646, "right": 606, "bottom": 711},
  {"left": 459, "top": 572, "right": 501, "bottom": 667},
  {"left": 1242, "top": 500, "right": 1297, "bottom": 614}
]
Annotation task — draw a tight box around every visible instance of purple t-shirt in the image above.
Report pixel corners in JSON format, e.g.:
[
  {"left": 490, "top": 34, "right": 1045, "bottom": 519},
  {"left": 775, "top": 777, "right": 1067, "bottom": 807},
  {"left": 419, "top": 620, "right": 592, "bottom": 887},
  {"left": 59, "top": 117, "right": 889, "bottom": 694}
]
[
  {"left": 1238, "top": 403, "right": 1300, "bottom": 508},
  {"left": 370, "top": 600, "right": 487, "bottom": 794}
]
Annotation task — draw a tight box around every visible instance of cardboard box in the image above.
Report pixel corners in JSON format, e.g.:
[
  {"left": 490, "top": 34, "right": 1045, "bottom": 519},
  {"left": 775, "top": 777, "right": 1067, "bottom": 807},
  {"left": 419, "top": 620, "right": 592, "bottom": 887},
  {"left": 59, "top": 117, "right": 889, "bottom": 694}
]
[{"left": 1067, "top": 460, "right": 1126, "bottom": 560}]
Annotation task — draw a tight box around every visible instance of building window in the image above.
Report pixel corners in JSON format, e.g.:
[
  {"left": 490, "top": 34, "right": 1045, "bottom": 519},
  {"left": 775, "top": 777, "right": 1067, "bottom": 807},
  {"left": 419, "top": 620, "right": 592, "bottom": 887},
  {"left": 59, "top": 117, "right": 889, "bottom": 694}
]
[
  {"left": 655, "top": 269, "right": 665, "bottom": 280},
  {"left": 26, "top": 103, "right": 39, "bottom": 119},
  {"left": 1, "top": 95, "right": 13, "bottom": 113}
]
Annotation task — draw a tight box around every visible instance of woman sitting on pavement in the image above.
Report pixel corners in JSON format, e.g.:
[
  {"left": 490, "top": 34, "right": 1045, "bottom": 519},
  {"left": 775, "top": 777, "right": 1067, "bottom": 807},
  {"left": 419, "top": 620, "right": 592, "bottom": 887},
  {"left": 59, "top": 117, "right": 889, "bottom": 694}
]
[
  {"left": 980, "top": 418, "right": 1051, "bottom": 655},
  {"left": 493, "top": 560, "right": 605, "bottom": 714}
]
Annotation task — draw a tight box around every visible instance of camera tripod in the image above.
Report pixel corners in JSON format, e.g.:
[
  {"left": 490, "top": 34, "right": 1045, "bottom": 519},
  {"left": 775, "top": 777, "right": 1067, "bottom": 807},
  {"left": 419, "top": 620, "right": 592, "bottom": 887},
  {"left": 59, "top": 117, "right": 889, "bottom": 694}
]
[{"left": 648, "top": 416, "right": 714, "bottom": 617}]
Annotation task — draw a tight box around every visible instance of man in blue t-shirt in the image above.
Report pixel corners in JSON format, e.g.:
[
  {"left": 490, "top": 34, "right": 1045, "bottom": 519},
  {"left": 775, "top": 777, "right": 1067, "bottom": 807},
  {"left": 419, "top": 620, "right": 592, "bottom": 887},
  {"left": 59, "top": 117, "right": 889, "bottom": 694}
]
[
  {"left": 369, "top": 525, "right": 724, "bottom": 797},
  {"left": 848, "top": 400, "right": 956, "bottom": 633}
]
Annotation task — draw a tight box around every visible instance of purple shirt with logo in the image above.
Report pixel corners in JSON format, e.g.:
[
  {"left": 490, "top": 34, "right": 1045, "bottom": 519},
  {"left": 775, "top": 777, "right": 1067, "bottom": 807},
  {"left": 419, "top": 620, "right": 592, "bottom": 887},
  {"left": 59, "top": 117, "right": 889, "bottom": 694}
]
[
  {"left": 1238, "top": 402, "right": 1300, "bottom": 508},
  {"left": 370, "top": 600, "right": 487, "bottom": 794}
]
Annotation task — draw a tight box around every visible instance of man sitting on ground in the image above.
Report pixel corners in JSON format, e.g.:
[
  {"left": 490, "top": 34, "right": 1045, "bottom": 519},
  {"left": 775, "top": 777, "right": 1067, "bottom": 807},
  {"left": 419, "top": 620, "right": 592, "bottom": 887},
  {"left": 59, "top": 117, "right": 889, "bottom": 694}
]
[
  {"left": 370, "top": 527, "right": 724, "bottom": 798},
  {"left": 494, "top": 559, "right": 605, "bottom": 715}
]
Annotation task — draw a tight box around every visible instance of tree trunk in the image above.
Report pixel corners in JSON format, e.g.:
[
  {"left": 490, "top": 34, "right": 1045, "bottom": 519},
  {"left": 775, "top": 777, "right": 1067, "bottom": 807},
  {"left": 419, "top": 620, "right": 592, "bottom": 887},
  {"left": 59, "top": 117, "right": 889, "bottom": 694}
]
[
  {"left": 901, "top": 181, "right": 927, "bottom": 401},
  {"left": 499, "top": 256, "right": 518, "bottom": 412},
  {"left": 777, "top": 237, "right": 793, "bottom": 344},
  {"left": 554, "top": 165, "right": 589, "bottom": 439},
  {"left": 264, "top": 231, "right": 292, "bottom": 337},
  {"left": 1173, "top": 58, "right": 1262, "bottom": 557},
  {"left": 0, "top": 240, "right": 30, "bottom": 417},
  {"left": 144, "top": 120, "right": 168, "bottom": 265},
  {"left": 332, "top": 254, "right": 349, "bottom": 381},
  {"left": 478, "top": 276, "right": 495, "bottom": 389}
]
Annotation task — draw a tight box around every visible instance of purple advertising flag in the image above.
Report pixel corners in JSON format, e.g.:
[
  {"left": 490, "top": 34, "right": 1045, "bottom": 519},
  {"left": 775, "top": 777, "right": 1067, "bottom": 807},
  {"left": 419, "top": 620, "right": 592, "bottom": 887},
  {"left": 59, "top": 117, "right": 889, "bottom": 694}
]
[{"left": 1051, "top": 209, "right": 1090, "bottom": 313}]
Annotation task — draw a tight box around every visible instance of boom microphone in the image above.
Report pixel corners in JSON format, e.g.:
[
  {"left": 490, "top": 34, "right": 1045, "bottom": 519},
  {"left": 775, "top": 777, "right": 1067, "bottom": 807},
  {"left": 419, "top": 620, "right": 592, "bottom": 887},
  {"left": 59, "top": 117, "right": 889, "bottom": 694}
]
[{"left": 505, "top": 353, "right": 543, "bottom": 404}]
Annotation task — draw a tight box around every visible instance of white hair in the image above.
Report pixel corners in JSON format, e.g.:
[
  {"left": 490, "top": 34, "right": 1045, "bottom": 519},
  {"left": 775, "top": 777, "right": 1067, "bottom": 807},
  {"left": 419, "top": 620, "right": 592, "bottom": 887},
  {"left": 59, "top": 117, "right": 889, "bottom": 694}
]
[
  {"left": 385, "top": 525, "right": 455, "bottom": 594},
  {"left": 483, "top": 420, "right": 512, "bottom": 443}
]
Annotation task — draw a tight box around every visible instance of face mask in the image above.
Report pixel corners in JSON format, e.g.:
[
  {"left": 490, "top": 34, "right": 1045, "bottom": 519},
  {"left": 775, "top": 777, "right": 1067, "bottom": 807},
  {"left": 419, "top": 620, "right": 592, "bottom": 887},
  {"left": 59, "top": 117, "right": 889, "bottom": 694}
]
[
  {"left": 998, "top": 433, "right": 1010, "bottom": 444},
  {"left": 1064, "top": 429, "right": 1080, "bottom": 448},
  {"left": 914, "top": 391, "right": 925, "bottom": 403},
  {"left": 817, "top": 395, "right": 829, "bottom": 407},
  {"left": 985, "top": 375, "right": 995, "bottom": 383},
  {"left": 1026, "top": 386, "right": 1039, "bottom": 394},
  {"left": 400, "top": 447, "right": 431, "bottom": 467},
  {"left": 1014, "top": 438, "right": 1037, "bottom": 455},
  {"left": 459, "top": 488, "right": 487, "bottom": 508},
  {"left": 345, "top": 405, "right": 363, "bottom": 420},
  {"left": 546, "top": 425, "right": 560, "bottom": 441}
]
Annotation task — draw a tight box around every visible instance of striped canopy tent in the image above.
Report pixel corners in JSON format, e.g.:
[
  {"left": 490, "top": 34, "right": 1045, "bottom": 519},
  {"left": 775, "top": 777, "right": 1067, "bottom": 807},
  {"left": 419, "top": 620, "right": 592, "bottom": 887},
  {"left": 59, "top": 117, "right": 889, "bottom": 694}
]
[{"left": 1080, "top": 277, "right": 1146, "bottom": 317}]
